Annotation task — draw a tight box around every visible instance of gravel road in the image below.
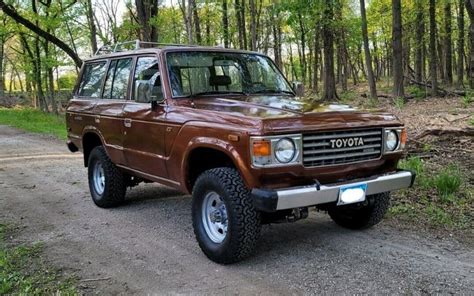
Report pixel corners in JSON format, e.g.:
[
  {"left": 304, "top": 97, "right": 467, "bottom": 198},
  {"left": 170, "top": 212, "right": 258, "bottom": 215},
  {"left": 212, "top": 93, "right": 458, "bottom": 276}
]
[{"left": 0, "top": 125, "right": 472, "bottom": 295}]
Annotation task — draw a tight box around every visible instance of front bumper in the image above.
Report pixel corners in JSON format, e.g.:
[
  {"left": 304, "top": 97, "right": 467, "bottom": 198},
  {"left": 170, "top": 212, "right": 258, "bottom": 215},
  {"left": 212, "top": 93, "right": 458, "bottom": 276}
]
[{"left": 252, "top": 170, "right": 415, "bottom": 212}]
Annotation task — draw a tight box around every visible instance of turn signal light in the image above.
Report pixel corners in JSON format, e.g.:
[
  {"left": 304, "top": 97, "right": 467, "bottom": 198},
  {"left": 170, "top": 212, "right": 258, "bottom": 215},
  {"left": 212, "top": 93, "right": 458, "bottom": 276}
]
[
  {"left": 252, "top": 140, "right": 271, "bottom": 157},
  {"left": 400, "top": 128, "right": 407, "bottom": 148}
]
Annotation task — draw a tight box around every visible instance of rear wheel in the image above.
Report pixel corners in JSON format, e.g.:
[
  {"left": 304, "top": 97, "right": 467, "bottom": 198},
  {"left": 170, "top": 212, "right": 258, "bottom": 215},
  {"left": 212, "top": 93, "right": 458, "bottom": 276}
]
[
  {"left": 192, "top": 168, "right": 261, "bottom": 264},
  {"left": 87, "top": 146, "right": 126, "bottom": 208},
  {"left": 328, "top": 192, "right": 390, "bottom": 229}
]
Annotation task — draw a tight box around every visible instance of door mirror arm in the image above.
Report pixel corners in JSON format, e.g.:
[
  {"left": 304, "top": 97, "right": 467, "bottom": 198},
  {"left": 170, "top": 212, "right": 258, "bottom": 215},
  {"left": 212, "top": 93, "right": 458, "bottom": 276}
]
[{"left": 292, "top": 81, "right": 305, "bottom": 97}]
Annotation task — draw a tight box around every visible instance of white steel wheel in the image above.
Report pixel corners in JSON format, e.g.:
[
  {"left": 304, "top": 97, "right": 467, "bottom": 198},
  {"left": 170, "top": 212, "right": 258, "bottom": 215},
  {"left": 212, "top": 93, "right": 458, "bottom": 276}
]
[
  {"left": 92, "top": 160, "right": 105, "bottom": 195},
  {"left": 201, "top": 191, "right": 228, "bottom": 243}
]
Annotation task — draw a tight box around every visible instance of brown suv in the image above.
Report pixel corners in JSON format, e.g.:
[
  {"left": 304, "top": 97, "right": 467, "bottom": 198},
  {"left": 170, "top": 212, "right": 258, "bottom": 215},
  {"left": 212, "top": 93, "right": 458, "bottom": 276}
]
[{"left": 66, "top": 41, "right": 415, "bottom": 264}]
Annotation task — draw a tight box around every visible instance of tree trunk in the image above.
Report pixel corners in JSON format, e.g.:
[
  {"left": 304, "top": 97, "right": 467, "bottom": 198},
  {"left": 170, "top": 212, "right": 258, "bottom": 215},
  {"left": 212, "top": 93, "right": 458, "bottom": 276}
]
[
  {"left": 298, "top": 12, "right": 306, "bottom": 84},
  {"left": 415, "top": 0, "right": 424, "bottom": 82},
  {"left": 191, "top": 0, "right": 201, "bottom": 44},
  {"left": 458, "top": 0, "right": 465, "bottom": 87},
  {"left": 235, "top": 0, "right": 245, "bottom": 49},
  {"left": 249, "top": 0, "right": 257, "bottom": 50},
  {"left": 240, "top": 0, "right": 247, "bottom": 50},
  {"left": 205, "top": 2, "right": 210, "bottom": 45},
  {"left": 444, "top": 1, "right": 453, "bottom": 86},
  {"left": 289, "top": 44, "right": 298, "bottom": 81},
  {"left": 180, "top": 0, "right": 193, "bottom": 44},
  {"left": 272, "top": 9, "right": 282, "bottom": 69},
  {"left": 392, "top": 0, "right": 404, "bottom": 97},
  {"left": 430, "top": 0, "right": 438, "bottom": 95},
  {"left": 312, "top": 27, "right": 319, "bottom": 93},
  {"left": 466, "top": 0, "right": 474, "bottom": 88},
  {"left": 372, "top": 33, "right": 381, "bottom": 80},
  {"left": 222, "top": 0, "right": 229, "bottom": 48},
  {"left": 34, "top": 37, "right": 47, "bottom": 112},
  {"left": 437, "top": 38, "right": 445, "bottom": 81},
  {"left": 322, "top": 0, "right": 337, "bottom": 101},
  {"left": 135, "top": 0, "right": 158, "bottom": 42},
  {"left": 85, "top": 0, "right": 97, "bottom": 53},
  {"left": 0, "top": 36, "right": 4, "bottom": 100},
  {"left": 360, "top": 0, "right": 377, "bottom": 99}
]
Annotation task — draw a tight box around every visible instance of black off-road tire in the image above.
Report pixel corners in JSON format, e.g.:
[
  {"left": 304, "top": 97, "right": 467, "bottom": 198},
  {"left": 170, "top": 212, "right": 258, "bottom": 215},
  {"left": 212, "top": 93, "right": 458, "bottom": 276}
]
[
  {"left": 328, "top": 192, "right": 390, "bottom": 230},
  {"left": 192, "top": 168, "right": 261, "bottom": 264},
  {"left": 87, "top": 146, "right": 126, "bottom": 208}
]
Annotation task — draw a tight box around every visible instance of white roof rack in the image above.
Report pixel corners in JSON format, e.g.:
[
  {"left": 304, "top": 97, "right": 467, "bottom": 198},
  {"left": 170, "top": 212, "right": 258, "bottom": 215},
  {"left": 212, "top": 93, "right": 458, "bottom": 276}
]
[{"left": 94, "top": 40, "right": 198, "bottom": 56}]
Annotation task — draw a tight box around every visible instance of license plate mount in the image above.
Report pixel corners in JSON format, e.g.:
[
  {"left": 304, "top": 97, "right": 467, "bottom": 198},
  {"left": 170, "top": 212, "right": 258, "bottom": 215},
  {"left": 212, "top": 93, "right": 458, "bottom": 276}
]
[{"left": 337, "top": 183, "right": 367, "bottom": 206}]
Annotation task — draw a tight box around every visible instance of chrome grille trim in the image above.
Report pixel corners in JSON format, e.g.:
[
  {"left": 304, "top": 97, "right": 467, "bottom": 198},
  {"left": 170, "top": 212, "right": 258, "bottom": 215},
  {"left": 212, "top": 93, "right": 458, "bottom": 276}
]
[
  {"left": 304, "top": 130, "right": 381, "bottom": 141},
  {"left": 303, "top": 128, "right": 383, "bottom": 167}
]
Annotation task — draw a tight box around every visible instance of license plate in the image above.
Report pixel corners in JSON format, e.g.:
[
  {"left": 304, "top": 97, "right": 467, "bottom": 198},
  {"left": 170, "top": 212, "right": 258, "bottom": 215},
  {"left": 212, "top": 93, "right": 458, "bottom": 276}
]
[{"left": 337, "top": 183, "right": 367, "bottom": 206}]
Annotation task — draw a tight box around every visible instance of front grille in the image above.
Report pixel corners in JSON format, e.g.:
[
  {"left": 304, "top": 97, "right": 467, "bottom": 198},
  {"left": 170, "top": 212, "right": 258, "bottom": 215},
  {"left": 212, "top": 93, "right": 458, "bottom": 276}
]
[{"left": 303, "top": 128, "right": 383, "bottom": 167}]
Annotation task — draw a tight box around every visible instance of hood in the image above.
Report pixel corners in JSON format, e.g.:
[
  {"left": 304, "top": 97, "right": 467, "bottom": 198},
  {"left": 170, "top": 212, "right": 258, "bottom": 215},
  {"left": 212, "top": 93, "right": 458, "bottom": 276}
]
[{"left": 185, "top": 95, "right": 402, "bottom": 133}]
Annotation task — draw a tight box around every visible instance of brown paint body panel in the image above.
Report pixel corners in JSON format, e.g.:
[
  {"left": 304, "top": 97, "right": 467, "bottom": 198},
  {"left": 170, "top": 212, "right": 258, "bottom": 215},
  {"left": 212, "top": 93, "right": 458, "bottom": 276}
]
[{"left": 66, "top": 47, "right": 404, "bottom": 194}]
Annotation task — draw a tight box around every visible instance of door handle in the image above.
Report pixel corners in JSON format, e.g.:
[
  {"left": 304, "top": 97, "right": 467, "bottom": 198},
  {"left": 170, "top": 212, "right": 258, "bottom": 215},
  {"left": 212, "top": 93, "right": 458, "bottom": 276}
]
[{"left": 124, "top": 118, "right": 132, "bottom": 128}]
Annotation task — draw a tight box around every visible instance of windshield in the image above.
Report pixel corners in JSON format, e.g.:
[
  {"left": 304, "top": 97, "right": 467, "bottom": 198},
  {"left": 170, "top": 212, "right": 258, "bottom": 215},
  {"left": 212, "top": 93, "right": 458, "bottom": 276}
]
[{"left": 166, "top": 51, "right": 294, "bottom": 98}]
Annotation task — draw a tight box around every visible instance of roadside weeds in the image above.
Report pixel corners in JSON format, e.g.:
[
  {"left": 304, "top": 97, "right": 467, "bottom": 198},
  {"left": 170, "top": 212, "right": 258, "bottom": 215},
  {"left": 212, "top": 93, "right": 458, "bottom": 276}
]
[{"left": 0, "top": 223, "right": 77, "bottom": 294}]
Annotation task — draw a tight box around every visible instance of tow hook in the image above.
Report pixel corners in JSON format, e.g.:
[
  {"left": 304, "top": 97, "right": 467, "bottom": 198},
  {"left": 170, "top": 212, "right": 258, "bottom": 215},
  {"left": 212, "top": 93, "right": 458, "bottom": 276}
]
[{"left": 286, "top": 207, "right": 309, "bottom": 223}]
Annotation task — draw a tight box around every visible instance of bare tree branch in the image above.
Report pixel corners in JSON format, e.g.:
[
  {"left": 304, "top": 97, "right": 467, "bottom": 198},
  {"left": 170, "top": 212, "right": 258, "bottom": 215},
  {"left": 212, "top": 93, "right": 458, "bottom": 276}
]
[{"left": 0, "top": 0, "right": 82, "bottom": 67}]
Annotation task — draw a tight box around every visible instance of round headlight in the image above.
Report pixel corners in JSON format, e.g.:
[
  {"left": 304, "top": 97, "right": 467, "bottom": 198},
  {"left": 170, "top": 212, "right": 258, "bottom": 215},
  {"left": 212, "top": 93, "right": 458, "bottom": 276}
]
[
  {"left": 385, "top": 130, "right": 398, "bottom": 151},
  {"left": 275, "top": 138, "right": 296, "bottom": 163}
]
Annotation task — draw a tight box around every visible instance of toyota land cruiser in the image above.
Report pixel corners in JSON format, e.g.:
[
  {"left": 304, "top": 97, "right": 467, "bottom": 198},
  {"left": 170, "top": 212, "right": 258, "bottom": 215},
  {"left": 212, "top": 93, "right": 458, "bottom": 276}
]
[{"left": 66, "top": 41, "right": 415, "bottom": 264}]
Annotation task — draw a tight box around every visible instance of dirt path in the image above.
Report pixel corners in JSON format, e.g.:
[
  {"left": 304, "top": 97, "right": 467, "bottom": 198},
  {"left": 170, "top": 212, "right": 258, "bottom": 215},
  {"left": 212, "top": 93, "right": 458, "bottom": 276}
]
[{"left": 0, "top": 125, "right": 472, "bottom": 295}]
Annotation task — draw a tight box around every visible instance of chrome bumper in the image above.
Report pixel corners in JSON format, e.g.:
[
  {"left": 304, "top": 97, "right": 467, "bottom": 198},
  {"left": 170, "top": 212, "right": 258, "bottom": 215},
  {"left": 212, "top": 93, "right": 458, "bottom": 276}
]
[{"left": 252, "top": 170, "right": 415, "bottom": 212}]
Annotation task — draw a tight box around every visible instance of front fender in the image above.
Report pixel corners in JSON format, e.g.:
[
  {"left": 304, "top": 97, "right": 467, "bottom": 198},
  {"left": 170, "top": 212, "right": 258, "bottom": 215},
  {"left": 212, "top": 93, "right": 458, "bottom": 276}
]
[{"left": 180, "top": 137, "right": 256, "bottom": 191}]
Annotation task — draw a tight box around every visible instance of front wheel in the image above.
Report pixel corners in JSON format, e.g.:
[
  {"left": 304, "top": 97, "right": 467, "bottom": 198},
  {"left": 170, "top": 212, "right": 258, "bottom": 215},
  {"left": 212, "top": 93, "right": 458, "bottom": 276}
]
[
  {"left": 328, "top": 192, "right": 390, "bottom": 229},
  {"left": 192, "top": 168, "right": 261, "bottom": 264}
]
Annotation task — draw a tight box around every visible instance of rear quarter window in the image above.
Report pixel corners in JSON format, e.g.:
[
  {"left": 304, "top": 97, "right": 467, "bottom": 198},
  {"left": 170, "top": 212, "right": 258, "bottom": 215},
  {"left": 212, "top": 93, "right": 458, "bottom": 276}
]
[{"left": 77, "top": 62, "right": 107, "bottom": 98}]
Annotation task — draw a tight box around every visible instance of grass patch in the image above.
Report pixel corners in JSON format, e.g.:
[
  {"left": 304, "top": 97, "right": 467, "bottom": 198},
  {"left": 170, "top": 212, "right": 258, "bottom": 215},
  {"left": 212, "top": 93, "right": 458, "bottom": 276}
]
[
  {"left": 432, "top": 165, "right": 462, "bottom": 203},
  {"left": 393, "top": 97, "right": 405, "bottom": 110},
  {"left": 0, "top": 224, "right": 77, "bottom": 294},
  {"left": 391, "top": 157, "right": 472, "bottom": 230},
  {"left": 362, "top": 97, "right": 379, "bottom": 109},
  {"left": 462, "top": 94, "right": 473, "bottom": 108},
  {"left": 0, "top": 107, "right": 66, "bottom": 140},
  {"left": 407, "top": 86, "right": 427, "bottom": 100},
  {"left": 339, "top": 91, "right": 357, "bottom": 103}
]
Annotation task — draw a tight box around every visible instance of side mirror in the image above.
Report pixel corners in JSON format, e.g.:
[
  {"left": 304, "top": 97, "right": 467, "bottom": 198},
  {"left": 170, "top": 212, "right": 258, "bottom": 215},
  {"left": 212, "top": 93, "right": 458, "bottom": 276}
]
[
  {"left": 292, "top": 81, "right": 305, "bottom": 97},
  {"left": 136, "top": 81, "right": 152, "bottom": 103},
  {"left": 136, "top": 80, "right": 165, "bottom": 106}
]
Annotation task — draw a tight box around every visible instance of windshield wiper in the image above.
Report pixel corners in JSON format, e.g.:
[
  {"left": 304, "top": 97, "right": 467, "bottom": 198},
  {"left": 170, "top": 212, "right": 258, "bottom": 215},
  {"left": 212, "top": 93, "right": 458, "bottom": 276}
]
[
  {"left": 251, "top": 89, "right": 295, "bottom": 96},
  {"left": 183, "top": 90, "right": 248, "bottom": 98}
]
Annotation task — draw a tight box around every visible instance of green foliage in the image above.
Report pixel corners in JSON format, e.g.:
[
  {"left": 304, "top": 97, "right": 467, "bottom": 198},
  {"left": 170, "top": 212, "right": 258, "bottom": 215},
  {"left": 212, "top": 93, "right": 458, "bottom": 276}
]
[
  {"left": 57, "top": 73, "right": 77, "bottom": 90},
  {"left": 424, "top": 204, "right": 453, "bottom": 226},
  {"left": 399, "top": 156, "right": 429, "bottom": 187},
  {"left": 0, "top": 224, "right": 76, "bottom": 294},
  {"left": 462, "top": 94, "right": 473, "bottom": 108},
  {"left": 339, "top": 91, "right": 357, "bottom": 103},
  {"left": 0, "top": 108, "right": 66, "bottom": 139},
  {"left": 393, "top": 97, "right": 405, "bottom": 110},
  {"left": 432, "top": 165, "right": 462, "bottom": 202},
  {"left": 407, "top": 86, "right": 427, "bottom": 100},
  {"left": 395, "top": 157, "right": 472, "bottom": 229},
  {"left": 422, "top": 143, "right": 432, "bottom": 152}
]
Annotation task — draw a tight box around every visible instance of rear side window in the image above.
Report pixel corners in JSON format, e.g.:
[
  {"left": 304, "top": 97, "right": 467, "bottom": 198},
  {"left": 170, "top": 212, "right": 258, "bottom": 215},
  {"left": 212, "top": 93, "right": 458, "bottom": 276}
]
[
  {"left": 77, "top": 62, "right": 107, "bottom": 98},
  {"left": 103, "top": 58, "right": 133, "bottom": 100}
]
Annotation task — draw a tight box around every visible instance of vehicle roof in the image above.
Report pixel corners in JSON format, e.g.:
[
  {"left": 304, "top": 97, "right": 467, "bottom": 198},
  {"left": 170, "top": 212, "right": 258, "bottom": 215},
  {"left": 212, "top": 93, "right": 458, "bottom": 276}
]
[{"left": 84, "top": 46, "right": 264, "bottom": 63}]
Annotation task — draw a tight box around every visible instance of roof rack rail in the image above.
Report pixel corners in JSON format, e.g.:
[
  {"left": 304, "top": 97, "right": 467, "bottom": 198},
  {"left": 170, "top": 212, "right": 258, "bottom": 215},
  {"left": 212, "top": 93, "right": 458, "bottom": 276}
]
[{"left": 94, "top": 40, "right": 198, "bottom": 56}]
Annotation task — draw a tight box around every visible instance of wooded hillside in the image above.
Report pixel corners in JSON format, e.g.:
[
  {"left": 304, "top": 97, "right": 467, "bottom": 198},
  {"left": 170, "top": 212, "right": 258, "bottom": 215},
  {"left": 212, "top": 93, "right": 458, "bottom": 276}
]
[{"left": 0, "top": 0, "right": 473, "bottom": 112}]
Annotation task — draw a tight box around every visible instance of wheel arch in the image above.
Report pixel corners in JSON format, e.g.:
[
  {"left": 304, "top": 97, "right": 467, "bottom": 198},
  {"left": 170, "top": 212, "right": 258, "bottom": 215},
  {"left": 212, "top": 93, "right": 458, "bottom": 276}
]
[
  {"left": 182, "top": 138, "right": 253, "bottom": 193},
  {"left": 82, "top": 129, "right": 105, "bottom": 167}
]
